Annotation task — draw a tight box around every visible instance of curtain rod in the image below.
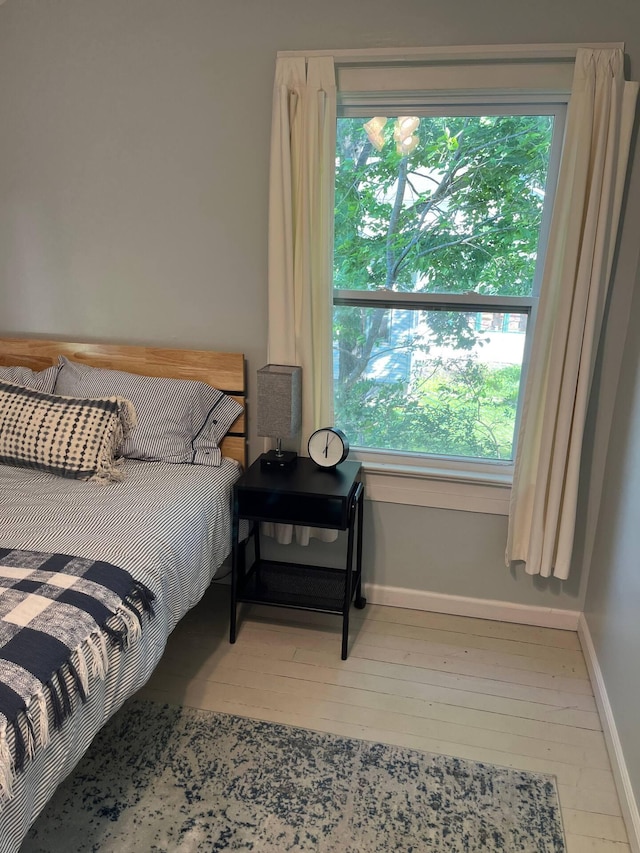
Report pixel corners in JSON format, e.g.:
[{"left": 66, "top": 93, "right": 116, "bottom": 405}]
[{"left": 276, "top": 43, "right": 625, "bottom": 63}]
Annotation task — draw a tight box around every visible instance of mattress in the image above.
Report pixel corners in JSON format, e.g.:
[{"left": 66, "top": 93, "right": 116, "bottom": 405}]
[{"left": 0, "top": 458, "right": 240, "bottom": 853}]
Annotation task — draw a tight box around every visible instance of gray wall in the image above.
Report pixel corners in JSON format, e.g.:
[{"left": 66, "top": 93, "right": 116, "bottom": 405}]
[
  {"left": 583, "top": 257, "right": 640, "bottom": 802},
  {"left": 0, "top": 0, "right": 639, "bottom": 612}
]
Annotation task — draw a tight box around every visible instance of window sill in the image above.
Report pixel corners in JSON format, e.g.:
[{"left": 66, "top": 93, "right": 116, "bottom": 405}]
[{"left": 358, "top": 459, "right": 512, "bottom": 515}]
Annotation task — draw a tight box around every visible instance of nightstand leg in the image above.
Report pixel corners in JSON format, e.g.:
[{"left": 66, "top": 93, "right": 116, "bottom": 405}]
[
  {"left": 230, "top": 499, "right": 239, "bottom": 644},
  {"left": 354, "top": 485, "right": 366, "bottom": 608},
  {"left": 342, "top": 503, "right": 356, "bottom": 660},
  {"left": 254, "top": 521, "right": 261, "bottom": 564}
]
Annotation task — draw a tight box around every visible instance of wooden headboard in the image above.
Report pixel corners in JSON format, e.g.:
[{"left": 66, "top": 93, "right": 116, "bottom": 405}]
[{"left": 0, "top": 337, "right": 247, "bottom": 468}]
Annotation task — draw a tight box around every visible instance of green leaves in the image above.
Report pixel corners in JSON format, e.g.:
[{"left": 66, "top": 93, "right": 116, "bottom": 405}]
[
  {"left": 334, "top": 113, "right": 553, "bottom": 297},
  {"left": 333, "top": 112, "right": 553, "bottom": 459},
  {"left": 336, "top": 362, "right": 521, "bottom": 460}
]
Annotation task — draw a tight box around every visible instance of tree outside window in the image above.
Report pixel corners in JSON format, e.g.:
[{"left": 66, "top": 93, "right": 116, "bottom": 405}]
[{"left": 333, "top": 111, "right": 557, "bottom": 462}]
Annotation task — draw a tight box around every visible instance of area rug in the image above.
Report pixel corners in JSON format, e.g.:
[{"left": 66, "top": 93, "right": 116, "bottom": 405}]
[{"left": 21, "top": 698, "right": 566, "bottom": 852}]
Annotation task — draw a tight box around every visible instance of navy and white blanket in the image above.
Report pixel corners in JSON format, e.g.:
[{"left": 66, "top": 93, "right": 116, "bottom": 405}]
[{"left": 0, "top": 548, "right": 155, "bottom": 801}]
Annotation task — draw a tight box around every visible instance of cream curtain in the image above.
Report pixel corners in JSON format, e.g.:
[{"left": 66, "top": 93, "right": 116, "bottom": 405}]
[
  {"left": 506, "top": 48, "right": 639, "bottom": 579},
  {"left": 266, "top": 55, "right": 337, "bottom": 545}
]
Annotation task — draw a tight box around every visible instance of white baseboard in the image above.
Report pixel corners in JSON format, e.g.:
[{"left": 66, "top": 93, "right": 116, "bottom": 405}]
[
  {"left": 578, "top": 613, "right": 640, "bottom": 853},
  {"left": 363, "top": 583, "right": 580, "bottom": 630}
]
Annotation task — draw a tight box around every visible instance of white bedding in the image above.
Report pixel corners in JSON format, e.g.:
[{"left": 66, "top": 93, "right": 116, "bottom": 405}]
[{"left": 0, "top": 458, "right": 240, "bottom": 853}]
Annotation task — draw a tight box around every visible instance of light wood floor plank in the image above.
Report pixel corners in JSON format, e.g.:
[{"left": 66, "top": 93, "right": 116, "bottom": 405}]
[
  {"left": 557, "top": 785, "right": 623, "bottom": 818},
  {"left": 246, "top": 610, "right": 588, "bottom": 675},
  {"left": 354, "top": 603, "right": 583, "bottom": 649},
  {"left": 247, "top": 606, "right": 586, "bottom": 677},
  {"left": 244, "top": 599, "right": 583, "bottom": 650},
  {"left": 346, "top": 619, "right": 587, "bottom": 670},
  {"left": 167, "top": 624, "right": 599, "bottom": 711},
  {"left": 159, "top": 645, "right": 601, "bottom": 730},
  {"left": 565, "top": 835, "right": 630, "bottom": 852},
  {"left": 293, "top": 647, "right": 599, "bottom": 712},
  {"left": 172, "top": 625, "right": 597, "bottom": 710},
  {"left": 252, "top": 619, "right": 588, "bottom": 681},
  {"left": 562, "top": 809, "right": 628, "bottom": 842},
  {"left": 154, "top": 652, "right": 607, "bottom": 755},
  {"left": 231, "top": 623, "right": 594, "bottom": 694}
]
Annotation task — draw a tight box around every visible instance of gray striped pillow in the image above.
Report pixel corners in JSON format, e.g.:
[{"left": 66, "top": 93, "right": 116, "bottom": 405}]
[
  {"left": 0, "top": 364, "right": 60, "bottom": 393},
  {"left": 54, "top": 357, "right": 243, "bottom": 466},
  {"left": 0, "top": 381, "right": 137, "bottom": 482}
]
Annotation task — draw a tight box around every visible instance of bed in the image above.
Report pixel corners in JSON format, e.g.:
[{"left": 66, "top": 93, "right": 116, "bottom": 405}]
[{"left": 0, "top": 338, "right": 247, "bottom": 853}]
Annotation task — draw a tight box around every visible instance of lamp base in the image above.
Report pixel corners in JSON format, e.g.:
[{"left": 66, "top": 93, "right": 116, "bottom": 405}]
[{"left": 259, "top": 450, "right": 298, "bottom": 472}]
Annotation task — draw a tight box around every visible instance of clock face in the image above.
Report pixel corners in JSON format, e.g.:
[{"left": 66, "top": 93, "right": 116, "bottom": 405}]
[{"left": 308, "top": 427, "right": 349, "bottom": 468}]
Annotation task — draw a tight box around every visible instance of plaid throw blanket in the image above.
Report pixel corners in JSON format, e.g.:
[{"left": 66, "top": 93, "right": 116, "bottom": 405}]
[{"left": 0, "top": 548, "right": 155, "bottom": 801}]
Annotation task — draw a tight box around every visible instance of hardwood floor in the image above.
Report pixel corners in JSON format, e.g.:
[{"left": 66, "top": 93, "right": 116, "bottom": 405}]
[{"left": 137, "top": 582, "right": 630, "bottom": 852}]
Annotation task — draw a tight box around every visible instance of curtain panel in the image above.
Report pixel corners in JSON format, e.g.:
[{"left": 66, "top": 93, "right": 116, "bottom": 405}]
[
  {"left": 506, "top": 48, "right": 639, "bottom": 579},
  {"left": 266, "top": 56, "right": 337, "bottom": 545}
]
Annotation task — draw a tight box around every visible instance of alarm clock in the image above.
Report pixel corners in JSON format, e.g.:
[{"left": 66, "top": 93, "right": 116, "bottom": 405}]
[{"left": 308, "top": 427, "right": 349, "bottom": 469}]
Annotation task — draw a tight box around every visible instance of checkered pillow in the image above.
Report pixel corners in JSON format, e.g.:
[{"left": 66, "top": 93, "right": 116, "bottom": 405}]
[{"left": 0, "top": 381, "right": 137, "bottom": 482}]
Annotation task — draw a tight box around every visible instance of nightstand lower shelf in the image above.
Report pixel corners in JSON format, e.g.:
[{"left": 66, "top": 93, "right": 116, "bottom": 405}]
[{"left": 238, "top": 559, "right": 366, "bottom": 614}]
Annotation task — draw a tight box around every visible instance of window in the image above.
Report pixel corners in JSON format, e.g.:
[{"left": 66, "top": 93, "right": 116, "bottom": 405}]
[
  {"left": 269, "top": 47, "right": 634, "bottom": 529},
  {"left": 333, "top": 107, "right": 564, "bottom": 476}
]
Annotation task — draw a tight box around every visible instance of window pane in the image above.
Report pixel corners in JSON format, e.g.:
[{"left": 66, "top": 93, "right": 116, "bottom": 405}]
[
  {"left": 333, "top": 306, "right": 528, "bottom": 461},
  {"left": 334, "top": 114, "right": 554, "bottom": 298},
  {"left": 333, "top": 110, "right": 556, "bottom": 463}
]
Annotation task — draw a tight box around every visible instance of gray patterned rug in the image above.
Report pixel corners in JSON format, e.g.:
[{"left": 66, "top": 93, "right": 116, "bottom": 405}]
[{"left": 22, "top": 698, "right": 565, "bottom": 852}]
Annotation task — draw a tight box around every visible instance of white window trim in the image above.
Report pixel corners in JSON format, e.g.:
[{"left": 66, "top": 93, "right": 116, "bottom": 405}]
[
  {"left": 351, "top": 448, "right": 512, "bottom": 514},
  {"left": 361, "top": 466, "right": 512, "bottom": 515},
  {"left": 278, "top": 43, "right": 623, "bottom": 62}
]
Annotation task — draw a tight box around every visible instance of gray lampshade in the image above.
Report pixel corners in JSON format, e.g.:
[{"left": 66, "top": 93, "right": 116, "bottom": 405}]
[{"left": 256, "top": 364, "right": 302, "bottom": 440}]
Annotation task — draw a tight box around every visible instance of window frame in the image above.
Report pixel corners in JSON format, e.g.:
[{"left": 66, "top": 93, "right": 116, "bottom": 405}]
[{"left": 332, "top": 94, "right": 568, "bottom": 512}]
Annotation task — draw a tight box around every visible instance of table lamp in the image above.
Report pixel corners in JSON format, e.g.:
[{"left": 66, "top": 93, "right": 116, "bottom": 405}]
[{"left": 257, "top": 364, "right": 302, "bottom": 471}]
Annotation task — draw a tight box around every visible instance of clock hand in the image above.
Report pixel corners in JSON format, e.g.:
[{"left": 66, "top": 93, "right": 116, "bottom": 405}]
[{"left": 324, "top": 435, "right": 336, "bottom": 457}]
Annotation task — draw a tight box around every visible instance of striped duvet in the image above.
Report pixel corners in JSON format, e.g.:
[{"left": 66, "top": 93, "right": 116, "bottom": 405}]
[{"left": 0, "top": 457, "right": 240, "bottom": 853}]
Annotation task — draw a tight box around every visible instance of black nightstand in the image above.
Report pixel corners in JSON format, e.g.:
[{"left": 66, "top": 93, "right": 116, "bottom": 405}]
[{"left": 230, "top": 456, "right": 365, "bottom": 659}]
